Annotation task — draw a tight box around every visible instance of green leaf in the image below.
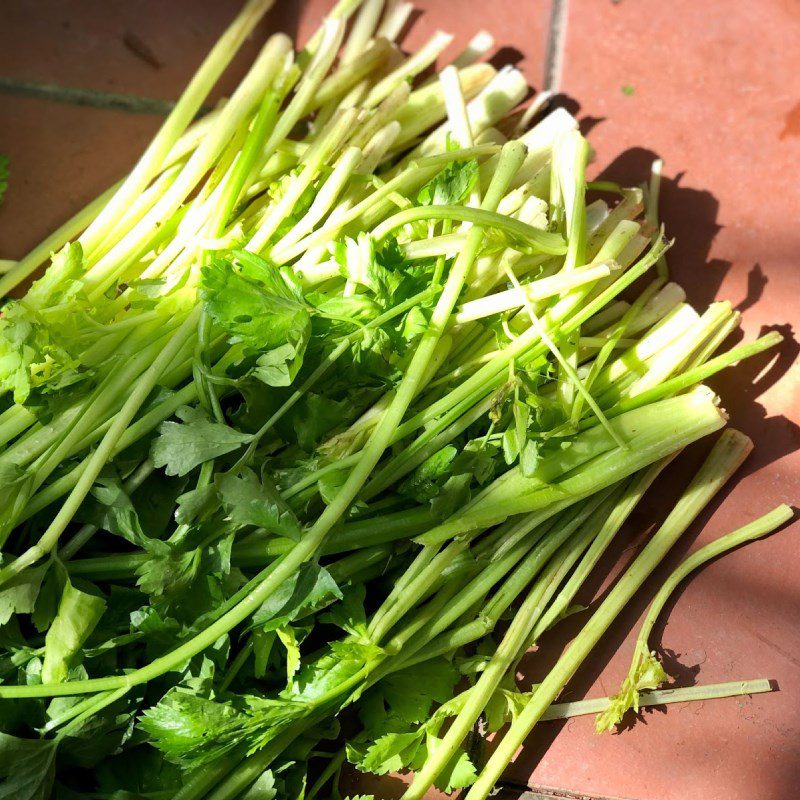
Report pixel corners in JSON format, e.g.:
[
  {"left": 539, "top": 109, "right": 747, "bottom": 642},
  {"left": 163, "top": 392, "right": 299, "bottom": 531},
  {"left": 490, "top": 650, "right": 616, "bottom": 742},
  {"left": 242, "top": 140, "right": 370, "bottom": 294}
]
[
  {"left": 290, "top": 639, "right": 383, "bottom": 705},
  {"left": 483, "top": 673, "right": 534, "bottom": 733},
  {"left": 241, "top": 770, "right": 277, "bottom": 800},
  {"left": 595, "top": 643, "right": 671, "bottom": 733},
  {"left": 216, "top": 468, "right": 301, "bottom": 539},
  {"left": 77, "top": 469, "right": 145, "bottom": 546},
  {"left": 0, "top": 564, "right": 48, "bottom": 626},
  {"left": 349, "top": 730, "right": 425, "bottom": 775},
  {"left": 253, "top": 339, "right": 309, "bottom": 387},
  {"left": 276, "top": 625, "right": 302, "bottom": 683},
  {"left": 288, "top": 393, "right": 355, "bottom": 452},
  {"left": 417, "top": 146, "right": 478, "bottom": 206},
  {"left": 135, "top": 527, "right": 236, "bottom": 614},
  {"left": 399, "top": 446, "right": 458, "bottom": 503},
  {"left": 136, "top": 544, "right": 200, "bottom": 606},
  {"left": 95, "top": 745, "right": 183, "bottom": 796},
  {"left": 174, "top": 483, "right": 219, "bottom": 527},
  {"left": 252, "top": 629, "right": 276, "bottom": 680},
  {"left": 31, "top": 567, "right": 62, "bottom": 633},
  {"left": 0, "top": 242, "right": 93, "bottom": 403},
  {"left": 430, "top": 473, "right": 472, "bottom": 520},
  {"left": 520, "top": 438, "right": 541, "bottom": 477},
  {"left": 141, "top": 691, "right": 304, "bottom": 768},
  {"left": 0, "top": 733, "right": 57, "bottom": 800},
  {"left": 250, "top": 562, "right": 342, "bottom": 632},
  {"left": 41, "top": 579, "right": 106, "bottom": 684},
  {"left": 451, "top": 441, "right": 498, "bottom": 485},
  {"left": 51, "top": 689, "right": 139, "bottom": 768},
  {"left": 201, "top": 253, "right": 310, "bottom": 357},
  {"left": 321, "top": 582, "right": 368, "bottom": 637},
  {"left": 334, "top": 234, "right": 402, "bottom": 303},
  {"left": 151, "top": 406, "right": 250, "bottom": 477},
  {"left": 428, "top": 735, "right": 478, "bottom": 793},
  {"left": 139, "top": 692, "right": 249, "bottom": 766},
  {"left": 376, "top": 659, "right": 460, "bottom": 725}
]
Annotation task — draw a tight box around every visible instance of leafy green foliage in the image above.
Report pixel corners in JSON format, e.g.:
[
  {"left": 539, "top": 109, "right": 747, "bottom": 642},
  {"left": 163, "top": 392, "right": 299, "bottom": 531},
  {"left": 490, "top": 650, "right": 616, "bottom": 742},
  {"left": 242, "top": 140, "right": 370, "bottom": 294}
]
[
  {"left": 141, "top": 690, "right": 306, "bottom": 767},
  {"left": 347, "top": 659, "right": 477, "bottom": 791},
  {"left": 595, "top": 643, "right": 671, "bottom": 733},
  {"left": 77, "top": 468, "right": 146, "bottom": 545},
  {"left": 321, "top": 582, "right": 368, "bottom": 637},
  {"left": 0, "top": 564, "right": 48, "bottom": 626},
  {"left": 400, "top": 441, "right": 499, "bottom": 521},
  {"left": 135, "top": 524, "right": 240, "bottom": 618},
  {"left": 250, "top": 562, "right": 341, "bottom": 632},
  {"left": 150, "top": 406, "right": 251, "bottom": 476},
  {"left": 0, "top": 733, "right": 57, "bottom": 800},
  {"left": 362, "top": 659, "right": 460, "bottom": 728},
  {"left": 216, "top": 467, "right": 301, "bottom": 539},
  {"left": 417, "top": 144, "right": 479, "bottom": 206},
  {"left": 241, "top": 770, "right": 277, "bottom": 799},
  {"left": 202, "top": 251, "right": 311, "bottom": 386},
  {"left": 50, "top": 688, "right": 140, "bottom": 768}
]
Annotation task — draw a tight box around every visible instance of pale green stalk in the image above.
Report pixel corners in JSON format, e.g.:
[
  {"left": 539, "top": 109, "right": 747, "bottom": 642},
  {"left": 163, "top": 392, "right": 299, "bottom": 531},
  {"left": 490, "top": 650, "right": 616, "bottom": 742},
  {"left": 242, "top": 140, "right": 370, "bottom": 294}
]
[
  {"left": 598, "top": 331, "right": 783, "bottom": 424},
  {"left": 81, "top": 33, "right": 293, "bottom": 298},
  {"left": 364, "top": 30, "right": 454, "bottom": 108},
  {"left": 530, "top": 456, "right": 674, "bottom": 643},
  {"left": 270, "top": 145, "right": 499, "bottom": 263},
  {"left": 464, "top": 429, "right": 754, "bottom": 800},
  {"left": 401, "top": 524, "right": 595, "bottom": 799},
  {"left": 275, "top": 145, "right": 363, "bottom": 250},
  {"left": 393, "top": 64, "right": 496, "bottom": 147},
  {"left": 685, "top": 309, "right": 741, "bottom": 370},
  {"left": 0, "top": 307, "right": 202, "bottom": 586},
  {"left": 503, "top": 260, "right": 626, "bottom": 448},
  {"left": 248, "top": 107, "right": 359, "bottom": 252},
  {"left": 77, "top": 0, "right": 274, "bottom": 257},
  {"left": 417, "top": 388, "right": 724, "bottom": 546},
  {"left": 454, "top": 261, "right": 618, "bottom": 324},
  {"left": 370, "top": 205, "right": 567, "bottom": 255},
  {"left": 312, "top": 38, "right": 394, "bottom": 110}
]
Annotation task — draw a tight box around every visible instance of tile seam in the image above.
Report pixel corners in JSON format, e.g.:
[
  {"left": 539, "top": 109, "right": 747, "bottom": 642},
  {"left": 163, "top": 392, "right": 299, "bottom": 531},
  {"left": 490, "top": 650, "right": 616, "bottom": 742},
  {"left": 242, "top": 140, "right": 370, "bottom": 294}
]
[
  {"left": 0, "top": 77, "right": 184, "bottom": 115},
  {"left": 543, "top": 0, "right": 568, "bottom": 94}
]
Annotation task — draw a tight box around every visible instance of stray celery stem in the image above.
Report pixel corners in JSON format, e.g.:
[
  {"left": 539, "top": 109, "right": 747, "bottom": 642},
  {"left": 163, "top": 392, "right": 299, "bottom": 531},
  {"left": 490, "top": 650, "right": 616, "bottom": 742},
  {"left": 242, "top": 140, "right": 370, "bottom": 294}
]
[{"left": 543, "top": 678, "right": 774, "bottom": 721}]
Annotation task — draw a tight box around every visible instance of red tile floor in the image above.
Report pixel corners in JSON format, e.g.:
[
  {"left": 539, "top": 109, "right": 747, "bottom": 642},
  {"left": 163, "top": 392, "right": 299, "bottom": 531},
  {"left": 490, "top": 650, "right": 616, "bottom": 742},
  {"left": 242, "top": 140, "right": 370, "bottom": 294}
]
[{"left": 1, "top": 1, "right": 799, "bottom": 798}]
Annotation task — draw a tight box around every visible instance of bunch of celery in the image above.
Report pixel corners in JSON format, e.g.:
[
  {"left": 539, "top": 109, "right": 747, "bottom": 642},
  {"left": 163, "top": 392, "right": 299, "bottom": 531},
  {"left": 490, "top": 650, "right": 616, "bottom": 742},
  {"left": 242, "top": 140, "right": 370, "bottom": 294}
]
[{"left": 0, "top": 1, "right": 790, "bottom": 799}]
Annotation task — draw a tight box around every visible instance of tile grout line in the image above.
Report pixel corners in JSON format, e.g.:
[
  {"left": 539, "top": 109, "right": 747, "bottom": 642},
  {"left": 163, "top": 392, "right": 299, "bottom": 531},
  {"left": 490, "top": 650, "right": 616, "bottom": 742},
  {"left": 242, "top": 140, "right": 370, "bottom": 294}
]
[
  {"left": 0, "top": 77, "right": 180, "bottom": 115},
  {"left": 543, "top": 0, "right": 569, "bottom": 94},
  {"left": 515, "top": 782, "right": 638, "bottom": 800}
]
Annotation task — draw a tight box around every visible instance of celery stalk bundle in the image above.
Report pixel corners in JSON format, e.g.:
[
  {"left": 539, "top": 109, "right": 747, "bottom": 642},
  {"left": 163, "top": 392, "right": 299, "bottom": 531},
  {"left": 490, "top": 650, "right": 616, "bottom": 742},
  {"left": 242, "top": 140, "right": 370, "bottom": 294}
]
[{"left": 0, "top": 1, "right": 791, "bottom": 799}]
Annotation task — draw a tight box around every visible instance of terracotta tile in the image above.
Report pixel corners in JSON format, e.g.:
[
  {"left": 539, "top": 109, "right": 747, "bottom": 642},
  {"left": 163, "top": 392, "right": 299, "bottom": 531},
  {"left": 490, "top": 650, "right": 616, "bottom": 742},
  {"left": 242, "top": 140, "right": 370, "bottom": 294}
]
[{"left": 0, "top": 0, "right": 278, "bottom": 102}]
